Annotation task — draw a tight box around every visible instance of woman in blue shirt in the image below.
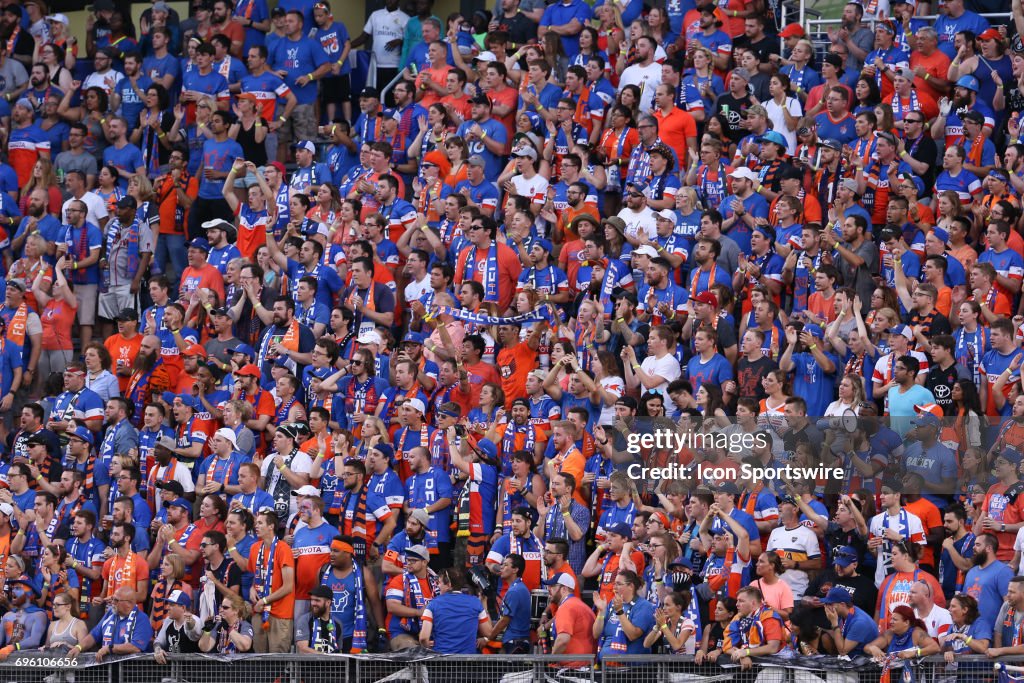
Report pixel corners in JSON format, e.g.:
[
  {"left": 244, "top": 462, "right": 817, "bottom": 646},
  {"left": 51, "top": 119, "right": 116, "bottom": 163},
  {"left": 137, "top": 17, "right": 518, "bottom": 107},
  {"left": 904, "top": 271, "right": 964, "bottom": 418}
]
[{"left": 593, "top": 569, "right": 657, "bottom": 662}]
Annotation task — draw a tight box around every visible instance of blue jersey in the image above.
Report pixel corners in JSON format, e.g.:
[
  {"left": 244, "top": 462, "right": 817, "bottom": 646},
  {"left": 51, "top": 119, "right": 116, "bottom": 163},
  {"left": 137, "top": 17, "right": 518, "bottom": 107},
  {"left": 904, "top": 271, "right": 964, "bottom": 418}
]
[
  {"left": 199, "top": 138, "right": 244, "bottom": 199},
  {"left": 404, "top": 466, "right": 453, "bottom": 543},
  {"left": 454, "top": 118, "right": 507, "bottom": 180},
  {"left": 102, "top": 143, "right": 145, "bottom": 191},
  {"left": 791, "top": 350, "right": 839, "bottom": 417},
  {"left": 539, "top": 0, "right": 593, "bottom": 59},
  {"left": 686, "top": 353, "right": 732, "bottom": 393},
  {"left": 500, "top": 579, "right": 532, "bottom": 641},
  {"left": 423, "top": 592, "right": 488, "bottom": 654},
  {"left": 321, "top": 566, "right": 359, "bottom": 638},
  {"left": 270, "top": 36, "right": 329, "bottom": 105},
  {"left": 313, "top": 22, "right": 351, "bottom": 75},
  {"left": 113, "top": 75, "right": 154, "bottom": 131}
]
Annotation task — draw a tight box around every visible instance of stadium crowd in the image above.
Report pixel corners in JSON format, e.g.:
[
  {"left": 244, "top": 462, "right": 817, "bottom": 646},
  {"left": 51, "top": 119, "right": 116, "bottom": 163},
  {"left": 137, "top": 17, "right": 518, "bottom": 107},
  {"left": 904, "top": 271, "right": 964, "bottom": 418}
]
[{"left": 1, "top": 0, "right": 1024, "bottom": 672}]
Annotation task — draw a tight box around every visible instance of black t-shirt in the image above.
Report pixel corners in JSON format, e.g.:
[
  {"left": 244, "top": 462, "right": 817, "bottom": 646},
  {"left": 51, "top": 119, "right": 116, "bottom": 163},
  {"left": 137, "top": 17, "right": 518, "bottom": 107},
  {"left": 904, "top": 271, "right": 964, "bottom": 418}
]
[
  {"left": 713, "top": 93, "right": 757, "bottom": 143},
  {"left": 208, "top": 558, "right": 242, "bottom": 607},
  {"left": 905, "top": 134, "right": 938, "bottom": 186},
  {"left": 925, "top": 362, "right": 971, "bottom": 415},
  {"left": 804, "top": 568, "right": 877, "bottom": 616},
  {"left": 494, "top": 13, "right": 538, "bottom": 48},
  {"left": 736, "top": 354, "right": 778, "bottom": 402}
]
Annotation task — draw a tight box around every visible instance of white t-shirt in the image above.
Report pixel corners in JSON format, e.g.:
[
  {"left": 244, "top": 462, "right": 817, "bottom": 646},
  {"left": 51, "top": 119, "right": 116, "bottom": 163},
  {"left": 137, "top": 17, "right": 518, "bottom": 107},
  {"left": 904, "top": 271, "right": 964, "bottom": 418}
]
[
  {"left": 364, "top": 9, "right": 410, "bottom": 68},
  {"left": 259, "top": 450, "right": 314, "bottom": 518},
  {"left": 618, "top": 62, "right": 662, "bottom": 112},
  {"left": 915, "top": 604, "right": 952, "bottom": 639},
  {"left": 765, "top": 523, "right": 821, "bottom": 600},
  {"left": 510, "top": 173, "right": 548, "bottom": 206},
  {"left": 761, "top": 96, "right": 802, "bottom": 155},
  {"left": 1013, "top": 527, "right": 1024, "bottom": 575},
  {"left": 403, "top": 274, "right": 431, "bottom": 304},
  {"left": 62, "top": 191, "right": 109, "bottom": 228},
  {"left": 869, "top": 510, "right": 927, "bottom": 587},
  {"left": 640, "top": 353, "right": 681, "bottom": 400},
  {"left": 154, "top": 461, "right": 196, "bottom": 494},
  {"left": 598, "top": 375, "right": 625, "bottom": 425},
  {"left": 617, "top": 207, "right": 657, "bottom": 243}
]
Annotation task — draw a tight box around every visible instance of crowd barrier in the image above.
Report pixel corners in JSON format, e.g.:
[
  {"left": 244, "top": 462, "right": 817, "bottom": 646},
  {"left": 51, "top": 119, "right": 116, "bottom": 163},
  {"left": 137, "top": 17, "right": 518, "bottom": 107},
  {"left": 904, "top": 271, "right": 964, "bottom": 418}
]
[{"left": 0, "top": 651, "right": 1018, "bottom": 683}]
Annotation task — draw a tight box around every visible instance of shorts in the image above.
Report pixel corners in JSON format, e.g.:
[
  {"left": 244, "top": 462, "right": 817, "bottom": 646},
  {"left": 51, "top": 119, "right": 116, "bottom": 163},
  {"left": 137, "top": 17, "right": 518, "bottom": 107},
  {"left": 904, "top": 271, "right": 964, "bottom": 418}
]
[
  {"left": 319, "top": 74, "right": 350, "bottom": 105},
  {"left": 279, "top": 104, "right": 317, "bottom": 147},
  {"left": 75, "top": 284, "right": 99, "bottom": 326},
  {"left": 98, "top": 285, "right": 136, "bottom": 321}
]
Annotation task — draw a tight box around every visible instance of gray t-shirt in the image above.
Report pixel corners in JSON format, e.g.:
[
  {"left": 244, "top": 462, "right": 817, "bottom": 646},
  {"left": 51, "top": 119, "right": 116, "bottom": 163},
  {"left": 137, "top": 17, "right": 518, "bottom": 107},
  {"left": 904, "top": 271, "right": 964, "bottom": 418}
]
[
  {"left": 54, "top": 150, "right": 99, "bottom": 181},
  {"left": 714, "top": 234, "right": 742, "bottom": 276},
  {"left": 0, "top": 59, "right": 27, "bottom": 97},
  {"left": 206, "top": 336, "right": 241, "bottom": 366}
]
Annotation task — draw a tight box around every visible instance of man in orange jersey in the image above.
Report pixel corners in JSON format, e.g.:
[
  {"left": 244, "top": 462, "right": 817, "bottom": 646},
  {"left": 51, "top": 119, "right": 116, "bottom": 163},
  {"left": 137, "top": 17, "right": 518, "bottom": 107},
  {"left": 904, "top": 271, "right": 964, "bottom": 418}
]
[
  {"left": 248, "top": 509, "right": 295, "bottom": 652},
  {"left": 99, "top": 522, "right": 149, "bottom": 608}
]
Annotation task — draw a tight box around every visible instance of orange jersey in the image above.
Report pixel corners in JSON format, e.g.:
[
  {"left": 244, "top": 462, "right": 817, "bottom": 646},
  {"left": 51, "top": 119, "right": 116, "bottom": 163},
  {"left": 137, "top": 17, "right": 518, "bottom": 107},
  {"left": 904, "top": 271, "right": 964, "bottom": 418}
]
[{"left": 248, "top": 538, "right": 296, "bottom": 619}]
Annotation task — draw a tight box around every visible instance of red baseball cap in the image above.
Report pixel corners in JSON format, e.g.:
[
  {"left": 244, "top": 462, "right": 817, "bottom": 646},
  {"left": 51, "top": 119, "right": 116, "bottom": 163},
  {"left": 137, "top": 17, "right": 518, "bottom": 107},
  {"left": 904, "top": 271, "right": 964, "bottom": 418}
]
[{"left": 779, "top": 23, "right": 805, "bottom": 38}]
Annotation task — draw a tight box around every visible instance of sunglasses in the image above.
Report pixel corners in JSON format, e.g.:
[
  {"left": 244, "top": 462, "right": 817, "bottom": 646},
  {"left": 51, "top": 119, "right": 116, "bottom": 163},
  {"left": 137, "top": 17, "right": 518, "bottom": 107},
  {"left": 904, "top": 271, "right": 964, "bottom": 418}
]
[{"left": 627, "top": 191, "right": 643, "bottom": 198}]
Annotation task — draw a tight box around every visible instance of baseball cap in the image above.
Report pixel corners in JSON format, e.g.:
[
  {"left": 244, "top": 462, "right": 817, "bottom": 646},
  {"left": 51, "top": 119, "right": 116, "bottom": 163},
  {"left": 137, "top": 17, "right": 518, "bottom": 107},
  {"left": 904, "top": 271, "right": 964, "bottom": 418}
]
[
  {"left": 473, "top": 50, "right": 497, "bottom": 63},
  {"left": 228, "top": 344, "right": 256, "bottom": 359},
  {"left": 656, "top": 208, "right": 677, "bottom": 222},
  {"left": 531, "top": 237, "right": 553, "bottom": 253},
  {"left": 116, "top": 196, "right": 138, "bottom": 210},
  {"left": 779, "top": 23, "right": 805, "bottom": 38},
  {"left": 467, "top": 155, "right": 487, "bottom": 168},
  {"left": 115, "top": 308, "right": 139, "bottom": 322},
  {"left": 632, "top": 244, "right": 660, "bottom": 259},
  {"left": 728, "top": 167, "right": 759, "bottom": 182},
  {"left": 513, "top": 146, "right": 537, "bottom": 160},
  {"left": 291, "top": 484, "right": 321, "bottom": 497},
  {"left": 167, "top": 589, "right": 191, "bottom": 607},
  {"left": 213, "top": 427, "right": 238, "bottom": 449},
  {"left": 405, "top": 545, "right": 429, "bottom": 562},
  {"left": 402, "top": 331, "right": 426, "bottom": 345},
  {"left": 309, "top": 585, "right": 333, "bottom": 600},
  {"left": 163, "top": 497, "right": 192, "bottom": 513},
  {"left": 0, "top": 503, "right": 13, "bottom": 517},
  {"left": 606, "top": 522, "right": 632, "bottom": 540},
  {"left": 821, "top": 586, "right": 853, "bottom": 604},
  {"left": 357, "top": 330, "right": 382, "bottom": 345},
  {"left": 978, "top": 28, "right": 1003, "bottom": 41},
  {"left": 409, "top": 508, "right": 430, "bottom": 526},
  {"left": 156, "top": 480, "right": 186, "bottom": 496},
  {"left": 715, "top": 482, "right": 741, "bottom": 496},
  {"left": 293, "top": 140, "right": 316, "bottom": 154},
  {"left": 469, "top": 93, "right": 490, "bottom": 106},
  {"left": 833, "top": 546, "right": 860, "bottom": 568},
  {"left": 889, "top": 324, "right": 914, "bottom": 340},
  {"left": 359, "top": 87, "right": 379, "bottom": 99},
  {"left": 182, "top": 342, "right": 207, "bottom": 358},
  {"left": 543, "top": 573, "right": 576, "bottom": 590},
  {"left": 730, "top": 67, "right": 752, "bottom": 82},
  {"left": 757, "top": 130, "right": 788, "bottom": 149},
  {"left": 46, "top": 13, "right": 69, "bottom": 24},
  {"left": 404, "top": 398, "right": 426, "bottom": 415},
  {"left": 693, "top": 291, "right": 719, "bottom": 307},
  {"left": 234, "top": 363, "right": 261, "bottom": 378},
  {"left": 819, "top": 138, "right": 842, "bottom": 150},
  {"left": 5, "top": 279, "right": 24, "bottom": 293},
  {"left": 68, "top": 426, "right": 94, "bottom": 446},
  {"left": 188, "top": 238, "right": 211, "bottom": 252},
  {"left": 476, "top": 438, "right": 498, "bottom": 460}
]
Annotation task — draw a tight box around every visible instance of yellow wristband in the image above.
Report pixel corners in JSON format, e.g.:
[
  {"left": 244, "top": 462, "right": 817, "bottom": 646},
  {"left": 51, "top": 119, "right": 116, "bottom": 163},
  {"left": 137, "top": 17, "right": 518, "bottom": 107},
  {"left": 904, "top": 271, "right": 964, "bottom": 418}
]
[
  {"left": 307, "top": 73, "right": 314, "bottom": 81},
  {"left": 254, "top": 302, "right": 264, "bottom": 310},
  {"left": 480, "top": 130, "right": 487, "bottom": 140},
  {"left": 632, "top": 363, "right": 641, "bottom": 370},
  {"left": 228, "top": 546, "right": 237, "bottom": 554},
  {"left": 924, "top": 73, "right": 930, "bottom": 80},
  {"left": 809, "top": 344, "right": 818, "bottom": 350}
]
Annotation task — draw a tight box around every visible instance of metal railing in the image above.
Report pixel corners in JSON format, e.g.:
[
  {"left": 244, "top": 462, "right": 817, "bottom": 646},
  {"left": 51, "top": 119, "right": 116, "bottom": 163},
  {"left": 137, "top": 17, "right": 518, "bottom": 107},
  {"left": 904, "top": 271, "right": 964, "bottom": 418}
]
[{"left": 1, "top": 651, "right": 1021, "bottom": 683}]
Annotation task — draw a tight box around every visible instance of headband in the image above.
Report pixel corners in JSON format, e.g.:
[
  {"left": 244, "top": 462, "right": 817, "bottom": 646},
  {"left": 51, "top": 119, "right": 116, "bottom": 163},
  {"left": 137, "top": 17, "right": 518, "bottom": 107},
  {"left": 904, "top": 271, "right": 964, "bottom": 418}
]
[{"left": 331, "top": 540, "right": 354, "bottom": 554}]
